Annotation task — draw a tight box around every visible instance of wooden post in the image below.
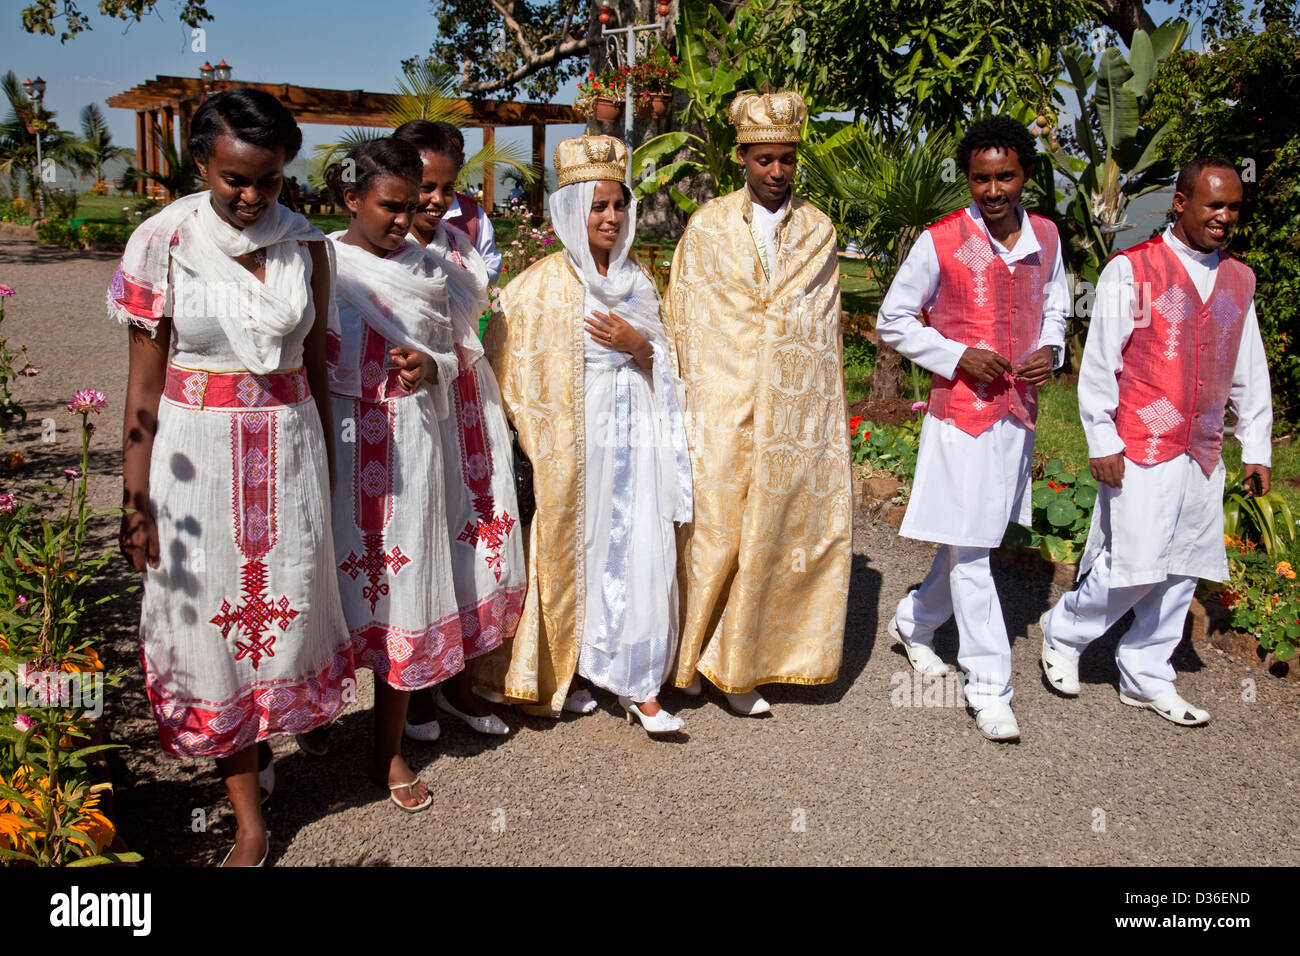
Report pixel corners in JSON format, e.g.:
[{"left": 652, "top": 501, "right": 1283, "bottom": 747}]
[
  {"left": 161, "top": 106, "right": 175, "bottom": 198},
  {"left": 530, "top": 120, "right": 546, "bottom": 218},
  {"left": 178, "top": 99, "right": 194, "bottom": 166},
  {"left": 135, "top": 111, "right": 147, "bottom": 195},
  {"left": 482, "top": 124, "right": 495, "bottom": 211}
]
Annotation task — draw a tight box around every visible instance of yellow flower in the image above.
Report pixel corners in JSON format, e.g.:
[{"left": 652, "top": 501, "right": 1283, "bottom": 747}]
[{"left": 1277, "top": 561, "right": 1296, "bottom": 580}]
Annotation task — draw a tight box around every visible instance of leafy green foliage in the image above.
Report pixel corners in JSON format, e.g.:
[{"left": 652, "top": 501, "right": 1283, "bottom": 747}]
[
  {"left": 1220, "top": 535, "right": 1300, "bottom": 662},
  {"left": 1223, "top": 467, "right": 1297, "bottom": 556},
  {"left": 1003, "top": 457, "right": 1099, "bottom": 564},
  {"left": 1048, "top": 20, "right": 1189, "bottom": 288},
  {"left": 798, "top": 120, "right": 969, "bottom": 291},
  {"left": 1147, "top": 22, "right": 1300, "bottom": 421},
  {"left": 742, "top": 0, "right": 1097, "bottom": 130},
  {"left": 18, "top": 0, "right": 211, "bottom": 42},
  {"left": 849, "top": 416, "right": 921, "bottom": 480}
]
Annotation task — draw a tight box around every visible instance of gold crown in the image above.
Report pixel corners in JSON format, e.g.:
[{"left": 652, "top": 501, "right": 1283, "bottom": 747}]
[
  {"left": 554, "top": 135, "right": 628, "bottom": 187},
  {"left": 728, "top": 91, "right": 807, "bottom": 144}
]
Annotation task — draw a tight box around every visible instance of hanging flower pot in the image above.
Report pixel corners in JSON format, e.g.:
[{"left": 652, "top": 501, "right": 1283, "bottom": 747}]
[
  {"left": 636, "top": 92, "right": 672, "bottom": 120},
  {"left": 592, "top": 97, "right": 622, "bottom": 123}
]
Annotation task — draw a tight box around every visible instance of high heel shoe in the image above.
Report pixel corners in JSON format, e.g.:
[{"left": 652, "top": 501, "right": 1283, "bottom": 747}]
[
  {"left": 219, "top": 832, "right": 270, "bottom": 867},
  {"left": 618, "top": 696, "right": 684, "bottom": 735}
]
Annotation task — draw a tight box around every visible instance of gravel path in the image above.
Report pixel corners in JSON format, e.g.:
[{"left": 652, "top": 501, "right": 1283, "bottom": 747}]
[{"left": 3, "top": 236, "right": 1297, "bottom": 867}]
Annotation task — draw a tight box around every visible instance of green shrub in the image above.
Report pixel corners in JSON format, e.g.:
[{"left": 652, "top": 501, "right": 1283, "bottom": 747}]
[{"left": 1003, "top": 457, "right": 1098, "bottom": 564}]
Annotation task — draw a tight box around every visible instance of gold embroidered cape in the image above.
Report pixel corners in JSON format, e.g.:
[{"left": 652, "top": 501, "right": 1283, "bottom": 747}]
[
  {"left": 475, "top": 251, "right": 676, "bottom": 715},
  {"left": 664, "top": 187, "right": 851, "bottom": 693}
]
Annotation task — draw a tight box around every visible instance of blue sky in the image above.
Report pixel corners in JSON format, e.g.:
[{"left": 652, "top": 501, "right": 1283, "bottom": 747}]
[{"left": 0, "top": 0, "right": 1188, "bottom": 185}]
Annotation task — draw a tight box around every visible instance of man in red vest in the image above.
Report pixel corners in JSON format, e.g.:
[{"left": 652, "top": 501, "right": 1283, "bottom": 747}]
[
  {"left": 878, "top": 117, "right": 1070, "bottom": 741},
  {"left": 1039, "top": 158, "right": 1272, "bottom": 726}
]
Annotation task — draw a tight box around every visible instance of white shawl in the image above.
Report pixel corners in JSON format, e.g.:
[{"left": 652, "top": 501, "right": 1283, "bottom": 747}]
[
  {"left": 328, "top": 234, "right": 458, "bottom": 417},
  {"left": 109, "top": 191, "right": 324, "bottom": 373}
]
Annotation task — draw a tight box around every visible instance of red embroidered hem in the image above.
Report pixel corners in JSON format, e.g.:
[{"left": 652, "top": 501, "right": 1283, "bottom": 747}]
[
  {"left": 140, "top": 643, "right": 355, "bottom": 760},
  {"left": 352, "top": 585, "right": 525, "bottom": 689}
]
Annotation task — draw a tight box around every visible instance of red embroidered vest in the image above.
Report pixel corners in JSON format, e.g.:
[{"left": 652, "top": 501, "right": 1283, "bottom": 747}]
[
  {"left": 923, "top": 209, "right": 1059, "bottom": 436},
  {"left": 447, "top": 192, "right": 481, "bottom": 246},
  {"left": 1113, "top": 236, "right": 1255, "bottom": 475}
]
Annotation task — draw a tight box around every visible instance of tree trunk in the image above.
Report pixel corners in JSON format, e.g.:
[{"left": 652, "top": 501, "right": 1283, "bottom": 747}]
[
  {"left": 1096, "top": 0, "right": 1156, "bottom": 45},
  {"left": 869, "top": 340, "right": 903, "bottom": 401}
]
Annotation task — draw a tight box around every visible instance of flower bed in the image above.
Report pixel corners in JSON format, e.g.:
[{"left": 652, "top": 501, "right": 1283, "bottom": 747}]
[
  {"left": 0, "top": 286, "right": 137, "bottom": 865},
  {"left": 36, "top": 219, "right": 136, "bottom": 252}
]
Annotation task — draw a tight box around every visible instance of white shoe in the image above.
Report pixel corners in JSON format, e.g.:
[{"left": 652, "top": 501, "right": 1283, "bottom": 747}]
[
  {"left": 435, "top": 687, "right": 509, "bottom": 735},
  {"left": 887, "top": 615, "right": 951, "bottom": 676},
  {"left": 680, "top": 675, "right": 702, "bottom": 696},
  {"left": 403, "top": 718, "right": 441, "bottom": 742},
  {"left": 1039, "top": 612, "right": 1080, "bottom": 696},
  {"left": 562, "top": 688, "right": 598, "bottom": 714},
  {"left": 974, "top": 702, "right": 1020, "bottom": 741},
  {"left": 724, "top": 690, "right": 771, "bottom": 716},
  {"left": 1118, "top": 690, "right": 1210, "bottom": 726},
  {"left": 619, "top": 697, "right": 685, "bottom": 735}
]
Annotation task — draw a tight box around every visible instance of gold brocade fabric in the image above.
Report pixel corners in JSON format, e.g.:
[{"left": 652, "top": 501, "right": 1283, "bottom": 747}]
[
  {"left": 472, "top": 252, "right": 589, "bottom": 716},
  {"left": 664, "top": 188, "right": 851, "bottom": 693}
]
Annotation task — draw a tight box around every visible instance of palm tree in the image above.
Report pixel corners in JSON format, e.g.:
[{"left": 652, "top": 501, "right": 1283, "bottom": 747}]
[
  {"left": 120, "top": 121, "right": 200, "bottom": 198},
  {"left": 73, "top": 103, "right": 132, "bottom": 189},
  {"left": 0, "top": 70, "right": 81, "bottom": 210},
  {"left": 310, "top": 62, "right": 538, "bottom": 191},
  {"left": 800, "top": 119, "right": 970, "bottom": 400}
]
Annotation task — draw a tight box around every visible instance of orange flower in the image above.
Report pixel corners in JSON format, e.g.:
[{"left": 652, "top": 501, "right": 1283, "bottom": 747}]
[
  {"left": 7, "top": 451, "right": 24, "bottom": 470},
  {"left": 1277, "top": 561, "right": 1296, "bottom": 580},
  {"left": 61, "top": 647, "right": 103, "bottom": 673}
]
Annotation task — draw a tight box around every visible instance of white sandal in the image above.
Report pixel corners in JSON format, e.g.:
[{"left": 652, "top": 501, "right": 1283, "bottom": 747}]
[
  {"left": 887, "top": 615, "right": 951, "bottom": 676},
  {"left": 1039, "top": 612, "right": 1080, "bottom": 696},
  {"left": 562, "top": 688, "right": 598, "bottom": 714},
  {"left": 1118, "top": 690, "right": 1209, "bottom": 726}
]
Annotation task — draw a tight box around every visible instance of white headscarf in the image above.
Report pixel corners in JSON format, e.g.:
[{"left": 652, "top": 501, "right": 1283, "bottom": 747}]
[
  {"left": 548, "top": 180, "right": 659, "bottom": 321},
  {"left": 547, "top": 179, "right": 692, "bottom": 523}
]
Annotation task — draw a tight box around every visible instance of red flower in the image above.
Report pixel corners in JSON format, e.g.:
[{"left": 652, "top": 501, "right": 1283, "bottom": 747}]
[
  {"left": 849, "top": 415, "right": 863, "bottom": 436},
  {"left": 864, "top": 430, "right": 871, "bottom": 440}
]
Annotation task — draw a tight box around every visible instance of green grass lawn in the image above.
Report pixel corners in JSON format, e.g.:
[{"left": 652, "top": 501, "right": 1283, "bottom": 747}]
[{"left": 71, "top": 193, "right": 136, "bottom": 223}]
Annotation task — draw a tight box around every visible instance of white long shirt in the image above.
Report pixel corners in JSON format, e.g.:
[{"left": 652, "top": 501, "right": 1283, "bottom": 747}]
[
  {"left": 878, "top": 203, "right": 1070, "bottom": 547},
  {"left": 444, "top": 195, "right": 503, "bottom": 285},
  {"left": 1077, "top": 227, "right": 1273, "bottom": 586}
]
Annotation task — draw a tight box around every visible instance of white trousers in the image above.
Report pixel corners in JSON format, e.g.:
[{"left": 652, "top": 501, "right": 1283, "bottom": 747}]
[
  {"left": 1044, "top": 549, "right": 1197, "bottom": 701},
  {"left": 894, "top": 545, "right": 1011, "bottom": 710}
]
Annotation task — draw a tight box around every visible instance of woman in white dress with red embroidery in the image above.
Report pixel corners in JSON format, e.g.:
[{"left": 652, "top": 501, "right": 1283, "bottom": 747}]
[
  {"left": 114, "top": 89, "right": 354, "bottom": 866},
  {"left": 393, "top": 120, "right": 525, "bottom": 740},
  {"left": 324, "top": 137, "right": 467, "bottom": 812}
]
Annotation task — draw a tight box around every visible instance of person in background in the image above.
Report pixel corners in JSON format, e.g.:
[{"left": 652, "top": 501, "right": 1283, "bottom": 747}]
[
  {"left": 324, "top": 137, "right": 464, "bottom": 811},
  {"left": 391, "top": 118, "right": 525, "bottom": 742},
  {"left": 434, "top": 122, "right": 503, "bottom": 285}
]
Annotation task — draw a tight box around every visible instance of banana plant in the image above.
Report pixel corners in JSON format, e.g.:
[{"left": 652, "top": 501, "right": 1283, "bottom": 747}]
[
  {"left": 631, "top": 0, "right": 768, "bottom": 213},
  {"left": 1051, "top": 19, "right": 1190, "bottom": 286},
  {"left": 1224, "top": 466, "right": 1297, "bottom": 556},
  {"left": 310, "top": 62, "right": 538, "bottom": 191}
]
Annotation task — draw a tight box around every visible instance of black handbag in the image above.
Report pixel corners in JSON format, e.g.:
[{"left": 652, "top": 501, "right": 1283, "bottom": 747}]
[{"left": 511, "top": 426, "right": 536, "bottom": 526}]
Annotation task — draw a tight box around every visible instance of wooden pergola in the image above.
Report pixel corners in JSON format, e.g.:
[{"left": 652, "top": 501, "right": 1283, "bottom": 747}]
[{"left": 106, "top": 76, "right": 581, "bottom": 213}]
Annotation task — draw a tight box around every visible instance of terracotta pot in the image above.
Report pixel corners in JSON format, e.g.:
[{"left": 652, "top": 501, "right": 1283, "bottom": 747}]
[
  {"left": 592, "top": 97, "right": 622, "bottom": 123},
  {"left": 636, "top": 92, "right": 672, "bottom": 120}
]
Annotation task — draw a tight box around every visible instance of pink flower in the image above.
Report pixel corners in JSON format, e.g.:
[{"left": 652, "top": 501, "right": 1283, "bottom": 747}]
[
  {"left": 13, "top": 714, "right": 33, "bottom": 732},
  {"left": 62, "top": 468, "right": 80, "bottom": 481},
  {"left": 67, "top": 389, "right": 107, "bottom": 414},
  {"left": 16, "top": 594, "right": 27, "bottom": 606},
  {"left": 541, "top": 237, "right": 555, "bottom": 245},
  {"left": 911, "top": 401, "right": 928, "bottom": 413},
  {"left": 0, "top": 492, "right": 16, "bottom": 515},
  {"left": 0, "top": 284, "right": 15, "bottom": 297}
]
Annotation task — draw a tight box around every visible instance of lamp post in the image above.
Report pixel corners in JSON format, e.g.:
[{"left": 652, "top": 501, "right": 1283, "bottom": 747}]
[
  {"left": 599, "top": 6, "right": 670, "bottom": 187},
  {"left": 199, "top": 59, "right": 233, "bottom": 96},
  {"left": 21, "top": 76, "right": 47, "bottom": 221}
]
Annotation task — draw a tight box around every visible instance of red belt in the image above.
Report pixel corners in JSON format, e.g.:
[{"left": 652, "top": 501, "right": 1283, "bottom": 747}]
[{"left": 164, "top": 365, "right": 310, "bottom": 409}]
